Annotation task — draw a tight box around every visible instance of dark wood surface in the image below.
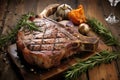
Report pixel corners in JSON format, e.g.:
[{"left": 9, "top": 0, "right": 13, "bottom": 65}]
[{"left": 0, "top": 0, "right": 120, "bottom": 80}]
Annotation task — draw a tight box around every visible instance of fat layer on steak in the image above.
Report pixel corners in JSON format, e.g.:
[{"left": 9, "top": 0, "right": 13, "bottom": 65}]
[{"left": 16, "top": 18, "right": 99, "bottom": 69}]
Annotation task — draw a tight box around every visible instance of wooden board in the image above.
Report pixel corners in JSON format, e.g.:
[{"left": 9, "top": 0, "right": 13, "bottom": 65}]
[
  {"left": 1, "top": 0, "right": 120, "bottom": 80},
  {"left": 7, "top": 29, "right": 112, "bottom": 80},
  {"left": 88, "top": 61, "right": 118, "bottom": 80}
]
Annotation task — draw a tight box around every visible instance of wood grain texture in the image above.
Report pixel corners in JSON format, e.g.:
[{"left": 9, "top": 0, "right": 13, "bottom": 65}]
[
  {"left": 0, "top": 0, "right": 8, "bottom": 34},
  {"left": 0, "top": 0, "right": 120, "bottom": 80},
  {"left": 2, "top": 0, "right": 24, "bottom": 35},
  {"left": 77, "top": 73, "right": 88, "bottom": 80},
  {"left": 102, "top": 1, "right": 120, "bottom": 80},
  {"left": 89, "top": 62, "right": 118, "bottom": 80},
  {"left": 86, "top": 0, "right": 119, "bottom": 80},
  {"left": 0, "top": 1, "right": 24, "bottom": 80}
]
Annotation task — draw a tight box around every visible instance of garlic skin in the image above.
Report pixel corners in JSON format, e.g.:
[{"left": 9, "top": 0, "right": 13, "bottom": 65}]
[
  {"left": 78, "top": 23, "right": 90, "bottom": 35},
  {"left": 54, "top": 4, "right": 72, "bottom": 21}
]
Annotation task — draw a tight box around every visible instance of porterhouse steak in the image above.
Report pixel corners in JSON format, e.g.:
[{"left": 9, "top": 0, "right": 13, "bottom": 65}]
[{"left": 16, "top": 17, "right": 99, "bottom": 69}]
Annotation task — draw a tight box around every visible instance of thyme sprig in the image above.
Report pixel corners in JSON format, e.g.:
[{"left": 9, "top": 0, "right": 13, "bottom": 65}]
[
  {"left": 65, "top": 50, "right": 120, "bottom": 80},
  {"left": 0, "top": 13, "right": 40, "bottom": 48},
  {"left": 87, "top": 18, "right": 120, "bottom": 46}
]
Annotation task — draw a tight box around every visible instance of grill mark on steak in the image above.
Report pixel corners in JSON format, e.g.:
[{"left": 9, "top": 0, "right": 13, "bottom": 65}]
[
  {"left": 55, "top": 37, "right": 70, "bottom": 43},
  {"left": 44, "top": 28, "right": 57, "bottom": 38},
  {"left": 52, "top": 27, "right": 58, "bottom": 52},
  {"left": 34, "top": 33, "right": 44, "bottom": 39},
  {"left": 24, "top": 34, "right": 34, "bottom": 40},
  {"left": 28, "top": 44, "right": 41, "bottom": 51},
  {"left": 43, "top": 38, "right": 55, "bottom": 44},
  {"left": 39, "top": 20, "right": 48, "bottom": 51},
  {"left": 41, "top": 44, "right": 54, "bottom": 51},
  {"left": 32, "top": 39, "right": 42, "bottom": 44}
]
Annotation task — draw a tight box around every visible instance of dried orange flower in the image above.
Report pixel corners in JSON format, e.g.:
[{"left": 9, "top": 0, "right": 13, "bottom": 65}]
[{"left": 68, "top": 5, "right": 86, "bottom": 25}]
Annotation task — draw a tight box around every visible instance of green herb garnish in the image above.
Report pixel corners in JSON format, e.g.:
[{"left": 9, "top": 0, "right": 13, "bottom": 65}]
[
  {"left": 0, "top": 13, "right": 40, "bottom": 48},
  {"left": 65, "top": 50, "right": 120, "bottom": 80},
  {"left": 87, "top": 18, "right": 119, "bottom": 46}
]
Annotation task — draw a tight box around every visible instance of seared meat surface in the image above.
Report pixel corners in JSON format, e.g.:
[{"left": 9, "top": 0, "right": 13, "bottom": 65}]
[{"left": 17, "top": 18, "right": 99, "bottom": 69}]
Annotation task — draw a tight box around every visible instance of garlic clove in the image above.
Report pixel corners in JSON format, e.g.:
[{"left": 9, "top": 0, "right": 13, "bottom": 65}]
[
  {"left": 54, "top": 4, "right": 72, "bottom": 21},
  {"left": 78, "top": 23, "right": 90, "bottom": 35}
]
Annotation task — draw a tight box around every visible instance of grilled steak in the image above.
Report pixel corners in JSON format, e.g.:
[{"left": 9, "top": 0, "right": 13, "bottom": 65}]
[{"left": 16, "top": 18, "right": 99, "bottom": 69}]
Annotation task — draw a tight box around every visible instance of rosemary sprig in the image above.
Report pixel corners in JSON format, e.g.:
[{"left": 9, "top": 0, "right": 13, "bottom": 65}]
[
  {"left": 65, "top": 50, "right": 120, "bottom": 80},
  {"left": 0, "top": 13, "right": 40, "bottom": 48},
  {"left": 87, "top": 18, "right": 120, "bottom": 46}
]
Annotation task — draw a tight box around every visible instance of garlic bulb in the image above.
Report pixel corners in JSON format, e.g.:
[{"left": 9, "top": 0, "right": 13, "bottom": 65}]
[
  {"left": 78, "top": 23, "right": 90, "bottom": 35},
  {"left": 54, "top": 4, "right": 72, "bottom": 21}
]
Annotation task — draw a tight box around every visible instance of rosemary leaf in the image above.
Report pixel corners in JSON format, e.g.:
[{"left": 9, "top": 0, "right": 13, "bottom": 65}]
[
  {"left": 0, "top": 12, "right": 40, "bottom": 48},
  {"left": 65, "top": 50, "right": 120, "bottom": 80},
  {"left": 87, "top": 18, "right": 120, "bottom": 46}
]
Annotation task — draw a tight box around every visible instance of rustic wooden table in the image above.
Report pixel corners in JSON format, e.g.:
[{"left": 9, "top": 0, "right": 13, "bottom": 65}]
[{"left": 0, "top": 0, "right": 120, "bottom": 80}]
